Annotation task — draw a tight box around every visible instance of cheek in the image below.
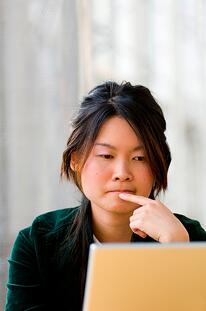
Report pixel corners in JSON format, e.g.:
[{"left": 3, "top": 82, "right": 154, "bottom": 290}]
[
  {"left": 82, "top": 156, "right": 112, "bottom": 179},
  {"left": 81, "top": 160, "right": 108, "bottom": 189},
  {"left": 81, "top": 163, "right": 108, "bottom": 201},
  {"left": 136, "top": 166, "right": 154, "bottom": 188}
]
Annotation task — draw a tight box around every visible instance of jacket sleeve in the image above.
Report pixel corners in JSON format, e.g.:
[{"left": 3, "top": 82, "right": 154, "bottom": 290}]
[
  {"left": 5, "top": 227, "right": 46, "bottom": 311},
  {"left": 175, "top": 214, "right": 206, "bottom": 241}
]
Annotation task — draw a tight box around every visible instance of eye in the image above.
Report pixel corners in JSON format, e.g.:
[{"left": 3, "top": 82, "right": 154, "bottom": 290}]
[
  {"left": 98, "top": 154, "right": 114, "bottom": 159},
  {"left": 133, "top": 156, "right": 145, "bottom": 161}
]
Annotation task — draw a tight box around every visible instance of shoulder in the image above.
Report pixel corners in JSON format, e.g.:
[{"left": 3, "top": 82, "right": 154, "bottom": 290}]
[
  {"left": 174, "top": 213, "right": 206, "bottom": 241},
  {"left": 14, "top": 207, "right": 80, "bottom": 251},
  {"left": 10, "top": 207, "right": 81, "bottom": 263},
  {"left": 31, "top": 206, "right": 80, "bottom": 233}
]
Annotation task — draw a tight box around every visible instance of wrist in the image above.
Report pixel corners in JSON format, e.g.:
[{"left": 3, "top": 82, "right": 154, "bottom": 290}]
[{"left": 160, "top": 229, "right": 190, "bottom": 243}]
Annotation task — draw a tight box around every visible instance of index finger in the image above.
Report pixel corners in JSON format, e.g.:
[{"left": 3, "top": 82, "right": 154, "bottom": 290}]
[{"left": 118, "top": 193, "right": 154, "bottom": 206}]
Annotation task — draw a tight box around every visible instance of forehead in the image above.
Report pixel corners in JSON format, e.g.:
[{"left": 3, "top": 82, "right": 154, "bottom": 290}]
[{"left": 94, "top": 116, "right": 143, "bottom": 147}]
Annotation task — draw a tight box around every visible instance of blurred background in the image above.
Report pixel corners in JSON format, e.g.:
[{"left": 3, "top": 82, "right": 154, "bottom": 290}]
[{"left": 1, "top": 0, "right": 206, "bottom": 307}]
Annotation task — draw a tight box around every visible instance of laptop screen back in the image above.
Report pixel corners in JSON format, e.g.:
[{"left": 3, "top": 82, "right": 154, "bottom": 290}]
[{"left": 83, "top": 243, "right": 206, "bottom": 311}]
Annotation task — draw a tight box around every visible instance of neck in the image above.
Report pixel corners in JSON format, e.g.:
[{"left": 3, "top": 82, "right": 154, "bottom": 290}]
[{"left": 91, "top": 205, "right": 133, "bottom": 243}]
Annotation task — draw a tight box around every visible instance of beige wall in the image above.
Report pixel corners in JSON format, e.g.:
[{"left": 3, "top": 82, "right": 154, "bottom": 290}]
[{"left": 87, "top": 0, "right": 206, "bottom": 227}]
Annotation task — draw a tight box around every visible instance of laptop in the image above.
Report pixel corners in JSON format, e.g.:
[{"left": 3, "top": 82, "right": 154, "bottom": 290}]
[{"left": 83, "top": 243, "right": 206, "bottom": 311}]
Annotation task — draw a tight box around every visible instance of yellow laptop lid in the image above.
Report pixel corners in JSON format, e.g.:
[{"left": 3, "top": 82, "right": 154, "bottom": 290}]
[{"left": 83, "top": 243, "right": 206, "bottom": 311}]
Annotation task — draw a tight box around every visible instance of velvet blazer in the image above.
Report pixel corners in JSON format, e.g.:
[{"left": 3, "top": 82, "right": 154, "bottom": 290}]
[{"left": 5, "top": 207, "right": 206, "bottom": 310}]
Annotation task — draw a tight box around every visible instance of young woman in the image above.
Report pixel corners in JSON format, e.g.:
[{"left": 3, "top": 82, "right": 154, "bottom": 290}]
[{"left": 5, "top": 81, "right": 206, "bottom": 310}]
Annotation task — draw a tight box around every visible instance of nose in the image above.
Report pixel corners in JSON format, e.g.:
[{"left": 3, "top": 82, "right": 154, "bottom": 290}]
[{"left": 112, "top": 160, "right": 133, "bottom": 182}]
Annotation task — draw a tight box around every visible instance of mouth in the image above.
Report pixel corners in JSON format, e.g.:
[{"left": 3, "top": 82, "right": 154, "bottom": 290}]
[{"left": 108, "top": 190, "right": 135, "bottom": 194}]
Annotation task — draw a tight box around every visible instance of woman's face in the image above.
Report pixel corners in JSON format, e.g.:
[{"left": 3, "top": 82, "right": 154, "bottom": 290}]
[{"left": 80, "top": 116, "right": 154, "bottom": 216}]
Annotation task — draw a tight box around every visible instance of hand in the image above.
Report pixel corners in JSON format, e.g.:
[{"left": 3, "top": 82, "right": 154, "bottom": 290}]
[{"left": 119, "top": 193, "right": 190, "bottom": 243}]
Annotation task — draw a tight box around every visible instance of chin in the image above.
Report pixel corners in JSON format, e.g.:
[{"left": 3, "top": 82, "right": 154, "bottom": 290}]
[{"left": 105, "top": 200, "right": 138, "bottom": 214}]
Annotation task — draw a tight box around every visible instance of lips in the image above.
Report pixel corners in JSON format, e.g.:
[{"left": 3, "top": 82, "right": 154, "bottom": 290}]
[{"left": 108, "top": 190, "right": 135, "bottom": 194}]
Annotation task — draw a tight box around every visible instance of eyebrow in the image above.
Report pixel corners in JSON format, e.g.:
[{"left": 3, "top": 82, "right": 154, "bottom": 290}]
[{"left": 94, "top": 142, "right": 144, "bottom": 151}]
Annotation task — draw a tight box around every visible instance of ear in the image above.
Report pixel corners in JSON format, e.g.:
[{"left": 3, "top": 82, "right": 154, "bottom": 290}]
[{"left": 70, "top": 152, "right": 78, "bottom": 171}]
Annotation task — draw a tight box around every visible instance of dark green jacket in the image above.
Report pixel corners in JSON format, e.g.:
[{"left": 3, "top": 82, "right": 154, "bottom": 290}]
[{"left": 5, "top": 207, "right": 206, "bottom": 311}]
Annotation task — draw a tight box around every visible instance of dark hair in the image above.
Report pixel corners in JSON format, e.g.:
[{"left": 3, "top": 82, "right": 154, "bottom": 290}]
[{"left": 60, "top": 81, "right": 171, "bottom": 304}]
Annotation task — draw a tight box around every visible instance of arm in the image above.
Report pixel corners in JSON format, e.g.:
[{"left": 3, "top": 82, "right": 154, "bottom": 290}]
[
  {"left": 175, "top": 213, "right": 206, "bottom": 241},
  {"left": 120, "top": 193, "right": 206, "bottom": 242},
  {"left": 5, "top": 228, "right": 46, "bottom": 311}
]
